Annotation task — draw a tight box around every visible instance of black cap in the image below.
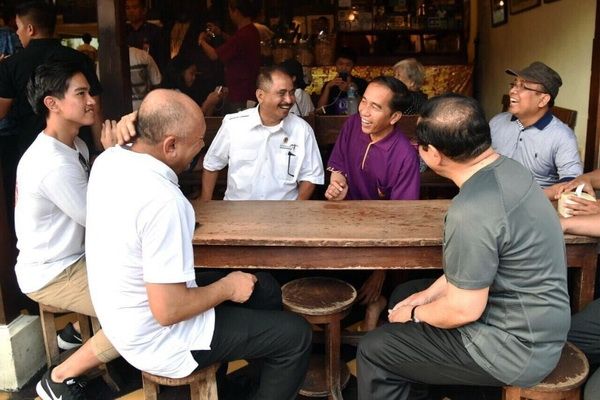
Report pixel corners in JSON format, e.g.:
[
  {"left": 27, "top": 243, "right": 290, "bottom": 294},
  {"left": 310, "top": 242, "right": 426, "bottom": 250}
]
[{"left": 506, "top": 61, "right": 562, "bottom": 100}]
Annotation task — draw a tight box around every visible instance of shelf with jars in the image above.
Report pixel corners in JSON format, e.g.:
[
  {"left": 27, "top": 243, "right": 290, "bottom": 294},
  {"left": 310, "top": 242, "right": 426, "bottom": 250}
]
[{"left": 264, "top": 0, "right": 468, "bottom": 66}]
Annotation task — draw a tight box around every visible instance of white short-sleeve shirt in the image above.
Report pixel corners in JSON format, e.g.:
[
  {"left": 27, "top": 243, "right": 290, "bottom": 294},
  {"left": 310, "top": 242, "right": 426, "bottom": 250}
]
[
  {"left": 203, "top": 106, "right": 324, "bottom": 200},
  {"left": 86, "top": 146, "right": 215, "bottom": 379},
  {"left": 290, "top": 88, "right": 315, "bottom": 117},
  {"left": 14, "top": 132, "right": 88, "bottom": 293}
]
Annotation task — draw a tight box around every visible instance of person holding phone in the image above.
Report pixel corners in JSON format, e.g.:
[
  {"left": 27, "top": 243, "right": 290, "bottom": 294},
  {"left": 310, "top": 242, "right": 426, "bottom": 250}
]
[{"left": 317, "top": 47, "right": 368, "bottom": 115}]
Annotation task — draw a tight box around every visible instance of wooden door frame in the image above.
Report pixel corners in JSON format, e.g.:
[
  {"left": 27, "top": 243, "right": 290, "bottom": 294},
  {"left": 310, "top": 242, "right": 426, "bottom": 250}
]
[{"left": 584, "top": 2, "right": 600, "bottom": 171}]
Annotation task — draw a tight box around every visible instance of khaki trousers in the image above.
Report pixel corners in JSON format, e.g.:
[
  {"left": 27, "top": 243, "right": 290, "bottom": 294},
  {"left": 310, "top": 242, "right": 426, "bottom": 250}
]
[{"left": 28, "top": 257, "right": 119, "bottom": 363}]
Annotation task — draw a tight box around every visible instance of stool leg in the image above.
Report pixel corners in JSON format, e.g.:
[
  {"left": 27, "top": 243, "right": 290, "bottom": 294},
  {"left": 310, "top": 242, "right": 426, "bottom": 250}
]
[
  {"left": 190, "top": 377, "right": 218, "bottom": 400},
  {"left": 39, "top": 306, "right": 59, "bottom": 366},
  {"left": 566, "top": 388, "right": 581, "bottom": 400},
  {"left": 325, "top": 319, "right": 343, "bottom": 400},
  {"left": 86, "top": 316, "right": 120, "bottom": 392},
  {"left": 90, "top": 316, "right": 101, "bottom": 334},
  {"left": 77, "top": 313, "right": 92, "bottom": 342},
  {"left": 142, "top": 375, "right": 159, "bottom": 400},
  {"left": 502, "top": 386, "right": 521, "bottom": 400}
]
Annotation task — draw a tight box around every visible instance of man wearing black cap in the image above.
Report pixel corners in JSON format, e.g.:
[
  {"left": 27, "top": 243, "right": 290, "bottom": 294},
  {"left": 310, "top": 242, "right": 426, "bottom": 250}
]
[{"left": 490, "top": 61, "right": 582, "bottom": 198}]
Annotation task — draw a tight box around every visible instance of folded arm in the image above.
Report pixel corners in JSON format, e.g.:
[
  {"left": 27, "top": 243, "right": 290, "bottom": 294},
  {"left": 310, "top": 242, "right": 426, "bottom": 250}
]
[{"left": 390, "top": 277, "right": 488, "bottom": 329}]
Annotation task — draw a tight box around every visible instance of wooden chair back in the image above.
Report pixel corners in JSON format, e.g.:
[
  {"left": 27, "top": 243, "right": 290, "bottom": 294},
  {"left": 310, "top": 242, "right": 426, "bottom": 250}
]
[{"left": 501, "top": 94, "right": 577, "bottom": 129}]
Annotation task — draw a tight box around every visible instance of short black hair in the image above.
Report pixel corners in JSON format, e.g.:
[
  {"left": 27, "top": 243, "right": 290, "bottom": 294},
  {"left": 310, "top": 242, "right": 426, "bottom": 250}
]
[
  {"left": 27, "top": 61, "right": 84, "bottom": 118},
  {"left": 228, "top": 0, "right": 260, "bottom": 19},
  {"left": 16, "top": 1, "right": 56, "bottom": 36},
  {"left": 161, "top": 53, "right": 195, "bottom": 90},
  {"left": 336, "top": 47, "right": 357, "bottom": 65},
  {"left": 279, "top": 58, "right": 307, "bottom": 90},
  {"left": 369, "top": 76, "right": 411, "bottom": 114},
  {"left": 256, "top": 65, "right": 292, "bottom": 91},
  {"left": 416, "top": 94, "right": 491, "bottom": 162},
  {"left": 82, "top": 32, "right": 92, "bottom": 43}
]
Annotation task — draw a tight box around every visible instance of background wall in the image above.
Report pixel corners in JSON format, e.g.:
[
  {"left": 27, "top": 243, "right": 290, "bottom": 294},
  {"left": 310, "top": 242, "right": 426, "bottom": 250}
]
[{"left": 477, "top": 0, "right": 596, "bottom": 158}]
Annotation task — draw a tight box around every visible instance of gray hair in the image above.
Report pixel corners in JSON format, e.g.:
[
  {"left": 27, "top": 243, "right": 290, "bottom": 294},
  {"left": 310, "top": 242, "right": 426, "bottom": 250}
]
[
  {"left": 136, "top": 89, "right": 190, "bottom": 144},
  {"left": 393, "top": 58, "right": 425, "bottom": 90}
]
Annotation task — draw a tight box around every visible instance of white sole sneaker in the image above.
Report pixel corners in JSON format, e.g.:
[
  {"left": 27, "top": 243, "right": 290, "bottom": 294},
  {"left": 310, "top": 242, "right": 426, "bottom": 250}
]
[{"left": 57, "top": 334, "right": 82, "bottom": 350}]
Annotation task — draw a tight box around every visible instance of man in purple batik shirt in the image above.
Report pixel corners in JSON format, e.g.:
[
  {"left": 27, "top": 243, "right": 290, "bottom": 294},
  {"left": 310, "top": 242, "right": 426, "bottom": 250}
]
[
  {"left": 325, "top": 76, "right": 420, "bottom": 330},
  {"left": 326, "top": 76, "right": 420, "bottom": 200}
]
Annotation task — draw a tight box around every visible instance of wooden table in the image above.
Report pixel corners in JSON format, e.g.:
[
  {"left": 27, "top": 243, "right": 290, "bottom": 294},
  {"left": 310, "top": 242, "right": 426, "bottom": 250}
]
[{"left": 193, "top": 200, "right": 598, "bottom": 312}]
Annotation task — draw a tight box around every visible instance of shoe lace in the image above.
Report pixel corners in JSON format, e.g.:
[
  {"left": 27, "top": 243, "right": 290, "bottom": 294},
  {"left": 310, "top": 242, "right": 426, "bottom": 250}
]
[{"left": 63, "top": 377, "right": 87, "bottom": 400}]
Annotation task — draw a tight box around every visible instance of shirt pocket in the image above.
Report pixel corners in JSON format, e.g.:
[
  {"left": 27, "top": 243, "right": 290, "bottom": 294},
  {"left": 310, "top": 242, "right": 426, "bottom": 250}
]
[
  {"left": 275, "top": 148, "right": 299, "bottom": 183},
  {"left": 231, "top": 149, "right": 258, "bottom": 180}
]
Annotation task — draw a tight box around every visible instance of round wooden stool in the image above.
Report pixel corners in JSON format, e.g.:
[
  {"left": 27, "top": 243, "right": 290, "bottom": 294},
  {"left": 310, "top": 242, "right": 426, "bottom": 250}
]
[
  {"left": 141, "top": 363, "right": 219, "bottom": 400},
  {"left": 502, "top": 342, "right": 589, "bottom": 400},
  {"left": 282, "top": 277, "right": 357, "bottom": 400}
]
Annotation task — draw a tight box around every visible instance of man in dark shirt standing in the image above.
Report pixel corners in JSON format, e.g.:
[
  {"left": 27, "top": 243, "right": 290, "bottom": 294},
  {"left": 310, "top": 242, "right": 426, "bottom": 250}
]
[
  {"left": 197, "top": 0, "right": 260, "bottom": 113},
  {"left": 125, "top": 0, "right": 167, "bottom": 72}
]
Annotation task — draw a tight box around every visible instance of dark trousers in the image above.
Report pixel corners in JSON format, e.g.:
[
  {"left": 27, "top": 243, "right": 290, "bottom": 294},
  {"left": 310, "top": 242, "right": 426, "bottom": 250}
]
[
  {"left": 568, "top": 298, "right": 600, "bottom": 400},
  {"left": 192, "top": 270, "right": 312, "bottom": 400},
  {"left": 357, "top": 279, "right": 502, "bottom": 400}
]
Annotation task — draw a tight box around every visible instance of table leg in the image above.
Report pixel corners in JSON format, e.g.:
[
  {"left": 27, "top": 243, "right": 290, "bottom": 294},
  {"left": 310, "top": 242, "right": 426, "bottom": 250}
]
[
  {"left": 570, "top": 244, "right": 598, "bottom": 312},
  {"left": 325, "top": 318, "right": 343, "bottom": 400}
]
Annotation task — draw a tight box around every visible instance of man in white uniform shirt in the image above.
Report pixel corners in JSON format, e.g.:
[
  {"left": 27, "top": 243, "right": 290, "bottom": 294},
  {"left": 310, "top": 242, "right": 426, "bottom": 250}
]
[
  {"left": 14, "top": 61, "right": 119, "bottom": 400},
  {"left": 201, "top": 66, "right": 324, "bottom": 200},
  {"left": 86, "top": 89, "right": 311, "bottom": 400}
]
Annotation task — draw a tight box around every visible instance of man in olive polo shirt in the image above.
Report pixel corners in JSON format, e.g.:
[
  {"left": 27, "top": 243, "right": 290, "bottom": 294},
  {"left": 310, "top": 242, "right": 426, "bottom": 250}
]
[{"left": 357, "top": 94, "right": 571, "bottom": 400}]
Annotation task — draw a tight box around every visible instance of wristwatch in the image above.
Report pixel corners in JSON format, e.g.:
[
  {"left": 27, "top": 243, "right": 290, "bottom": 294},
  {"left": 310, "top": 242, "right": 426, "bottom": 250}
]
[{"left": 410, "top": 305, "right": 421, "bottom": 323}]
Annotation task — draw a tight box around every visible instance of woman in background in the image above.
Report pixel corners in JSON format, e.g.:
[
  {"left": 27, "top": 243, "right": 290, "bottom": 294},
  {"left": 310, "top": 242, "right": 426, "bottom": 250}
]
[
  {"left": 162, "top": 53, "right": 225, "bottom": 116},
  {"left": 280, "top": 58, "right": 314, "bottom": 116},
  {"left": 393, "top": 58, "right": 427, "bottom": 115}
]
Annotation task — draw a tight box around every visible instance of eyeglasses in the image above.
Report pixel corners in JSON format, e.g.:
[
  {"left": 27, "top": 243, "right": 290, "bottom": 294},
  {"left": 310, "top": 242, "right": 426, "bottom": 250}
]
[{"left": 509, "top": 81, "right": 547, "bottom": 94}]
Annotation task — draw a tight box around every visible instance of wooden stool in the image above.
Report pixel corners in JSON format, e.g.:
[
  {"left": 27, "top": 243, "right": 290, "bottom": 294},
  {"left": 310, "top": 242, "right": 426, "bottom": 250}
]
[
  {"left": 39, "top": 304, "right": 93, "bottom": 367},
  {"left": 282, "top": 277, "right": 357, "bottom": 400},
  {"left": 502, "top": 342, "right": 589, "bottom": 400},
  {"left": 141, "top": 363, "right": 219, "bottom": 400},
  {"left": 38, "top": 303, "right": 120, "bottom": 391}
]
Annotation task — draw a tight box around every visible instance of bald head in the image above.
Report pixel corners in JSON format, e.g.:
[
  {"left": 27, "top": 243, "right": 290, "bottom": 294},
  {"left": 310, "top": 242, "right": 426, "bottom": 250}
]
[
  {"left": 137, "top": 89, "right": 204, "bottom": 144},
  {"left": 416, "top": 94, "right": 491, "bottom": 162}
]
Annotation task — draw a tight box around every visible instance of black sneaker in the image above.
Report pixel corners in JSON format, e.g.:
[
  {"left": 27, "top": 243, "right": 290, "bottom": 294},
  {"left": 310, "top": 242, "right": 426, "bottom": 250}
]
[
  {"left": 36, "top": 367, "right": 87, "bottom": 400},
  {"left": 57, "top": 322, "right": 82, "bottom": 350}
]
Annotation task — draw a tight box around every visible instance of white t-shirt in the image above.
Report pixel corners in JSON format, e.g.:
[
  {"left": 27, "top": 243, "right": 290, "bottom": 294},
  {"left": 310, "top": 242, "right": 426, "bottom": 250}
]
[
  {"left": 86, "top": 146, "right": 215, "bottom": 379},
  {"left": 14, "top": 133, "right": 88, "bottom": 293},
  {"left": 290, "top": 88, "right": 315, "bottom": 117},
  {"left": 203, "top": 106, "right": 324, "bottom": 200}
]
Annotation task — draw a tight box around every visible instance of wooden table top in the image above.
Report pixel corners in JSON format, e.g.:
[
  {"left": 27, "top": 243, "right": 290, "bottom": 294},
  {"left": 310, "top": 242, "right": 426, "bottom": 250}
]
[{"left": 192, "top": 200, "right": 596, "bottom": 247}]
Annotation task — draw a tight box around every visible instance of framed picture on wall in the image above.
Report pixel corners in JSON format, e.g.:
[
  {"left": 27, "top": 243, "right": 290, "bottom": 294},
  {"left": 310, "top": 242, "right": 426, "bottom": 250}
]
[
  {"left": 491, "top": 0, "right": 508, "bottom": 27},
  {"left": 510, "top": 0, "right": 542, "bottom": 14},
  {"left": 307, "top": 15, "right": 334, "bottom": 35}
]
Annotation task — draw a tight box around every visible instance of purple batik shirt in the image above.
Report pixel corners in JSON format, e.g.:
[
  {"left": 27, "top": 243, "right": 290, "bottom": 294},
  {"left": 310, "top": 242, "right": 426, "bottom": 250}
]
[{"left": 327, "top": 114, "right": 420, "bottom": 200}]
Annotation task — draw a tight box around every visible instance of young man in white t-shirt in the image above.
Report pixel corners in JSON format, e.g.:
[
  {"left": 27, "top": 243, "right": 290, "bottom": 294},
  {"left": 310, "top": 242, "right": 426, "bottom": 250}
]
[{"left": 14, "top": 61, "right": 119, "bottom": 400}]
